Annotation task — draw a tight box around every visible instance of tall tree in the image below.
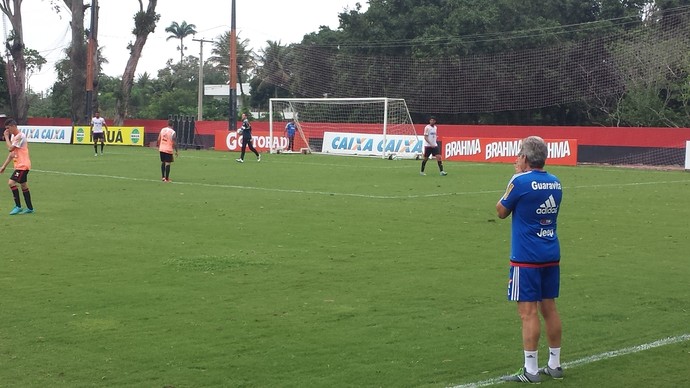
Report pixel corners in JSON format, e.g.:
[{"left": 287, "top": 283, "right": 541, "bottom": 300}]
[
  {"left": 50, "top": 55, "right": 72, "bottom": 118},
  {"left": 24, "top": 48, "right": 47, "bottom": 91},
  {"left": 0, "top": 0, "right": 28, "bottom": 123},
  {"left": 86, "top": 0, "right": 102, "bottom": 118},
  {"left": 62, "top": 0, "right": 90, "bottom": 124},
  {"left": 252, "top": 40, "right": 292, "bottom": 104},
  {"left": 208, "top": 31, "right": 254, "bottom": 95},
  {"left": 0, "top": 57, "right": 10, "bottom": 112},
  {"left": 115, "top": 0, "right": 159, "bottom": 125},
  {"left": 165, "top": 20, "right": 196, "bottom": 63},
  {"left": 296, "top": 0, "right": 655, "bottom": 125}
]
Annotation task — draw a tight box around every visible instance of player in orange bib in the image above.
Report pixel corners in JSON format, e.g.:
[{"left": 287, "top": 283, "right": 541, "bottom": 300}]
[
  {"left": 0, "top": 118, "right": 34, "bottom": 215},
  {"left": 158, "top": 119, "right": 178, "bottom": 182}
]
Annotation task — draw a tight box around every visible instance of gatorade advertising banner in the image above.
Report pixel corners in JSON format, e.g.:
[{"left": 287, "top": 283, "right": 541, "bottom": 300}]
[
  {"left": 442, "top": 137, "right": 577, "bottom": 166},
  {"left": 72, "top": 126, "right": 144, "bottom": 146},
  {"left": 214, "top": 130, "right": 288, "bottom": 152}
]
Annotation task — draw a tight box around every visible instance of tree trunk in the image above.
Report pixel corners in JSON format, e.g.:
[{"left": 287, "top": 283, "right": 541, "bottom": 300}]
[
  {"left": 115, "top": 0, "right": 159, "bottom": 125},
  {"left": 0, "top": 0, "right": 28, "bottom": 124},
  {"left": 89, "top": 0, "right": 101, "bottom": 114},
  {"left": 67, "top": 0, "right": 87, "bottom": 125}
]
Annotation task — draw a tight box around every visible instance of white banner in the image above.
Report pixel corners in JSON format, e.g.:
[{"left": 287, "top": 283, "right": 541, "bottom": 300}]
[
  {"left": 18, "top": 125, "right": 73, "bottom": 144},
  {"left": 322, "top": 132, "right": 423, "bottom": 157}
]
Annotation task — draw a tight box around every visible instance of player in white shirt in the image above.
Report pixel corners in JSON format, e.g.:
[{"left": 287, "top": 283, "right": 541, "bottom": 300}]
[
  {"left": 420, "top": 116, "right": 447, "bottom": 176},
  {"left": 90, "top": 111, "right": 108, "bottom": 156}
]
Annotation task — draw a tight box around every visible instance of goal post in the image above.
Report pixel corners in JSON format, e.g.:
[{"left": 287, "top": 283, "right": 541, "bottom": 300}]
[{"left": 268, "top": 97, "right": 422, "bottom": 158}]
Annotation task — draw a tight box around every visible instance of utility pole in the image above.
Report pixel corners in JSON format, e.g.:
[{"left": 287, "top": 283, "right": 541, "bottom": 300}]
[
  {"left": 193, "top": 38, "right": 214, "bottom": 121},
  {"left": 86, "top": 0, "right": 98, "bottom": 122},
  {"left": 229, "top": 0, "right": 237, "bottom": 131}
]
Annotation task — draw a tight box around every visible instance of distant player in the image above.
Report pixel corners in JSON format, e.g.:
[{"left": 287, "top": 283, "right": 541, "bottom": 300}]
[
  {"left": 158, "top": 119, "right": 178, "bottom": 182},
  {"left": 1, "top": 118, "right": 35, "bottom": 214},
  {"left": 284, "top": 119, "right": 297, "bottom": 151},
  {"left": 90, "top": 111, "right": 108, "bottom": 156},
  {"left": 420, "top": 116, "right": 447, "bottom": 176}
]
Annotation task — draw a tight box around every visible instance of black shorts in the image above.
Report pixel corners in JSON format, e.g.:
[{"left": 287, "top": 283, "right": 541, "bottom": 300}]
[
  {"left": 424, "top": 146, "right": 441, "bottom": 158},
  {"left": 160, "top": 152, "right": 174, "bottom": 163},
  {"left": 10, "top": 170, "right": 29, "bottom": 184},
  {"left": 93, "top": 132, "right": 105, "bottom": 141}
]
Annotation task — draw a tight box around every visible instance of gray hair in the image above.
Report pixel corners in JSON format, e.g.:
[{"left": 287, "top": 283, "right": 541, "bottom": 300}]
[{"left": 520, "top": 136, "right": 548, "bottom": 168}]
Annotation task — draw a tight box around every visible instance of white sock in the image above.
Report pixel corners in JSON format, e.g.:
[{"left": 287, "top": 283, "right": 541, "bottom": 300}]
[
  {"left": 548, "top": 347, "right": 561, "bottom": 369},
  {"left": 524, "top": 350, "right": 538, "bottom": 375}
]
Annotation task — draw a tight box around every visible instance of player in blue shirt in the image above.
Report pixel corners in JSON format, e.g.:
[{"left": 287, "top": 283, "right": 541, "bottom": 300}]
[
  {"left": 496, "top": 136, "right": 564, "bottom": 383},
  {"left": 284, "top": 120, "right": 297, "bottom": 151}
]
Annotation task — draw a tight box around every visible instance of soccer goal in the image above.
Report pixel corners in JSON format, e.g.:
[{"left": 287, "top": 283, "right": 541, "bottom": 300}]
[{"left": 268, "top": 97, "right": 422, "bottom": 158}]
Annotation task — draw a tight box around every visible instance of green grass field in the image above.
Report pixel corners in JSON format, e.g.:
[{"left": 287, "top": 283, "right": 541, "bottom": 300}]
[{"left": 1, "top": 143, "right": 689, "bottom": 387}]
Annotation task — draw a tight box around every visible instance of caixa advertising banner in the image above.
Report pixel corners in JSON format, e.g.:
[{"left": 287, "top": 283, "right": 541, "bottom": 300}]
[
  {"left": 443, "top": 137, "right": 578, "bottom": 166},
  {"left": 18, "top": 126, "right": 73, "bottom": 144},
  {"left": 321, "top": 132, "right": 423, "bottom": 157},
  {"left": 214, "top": 130, "right": 289, "bottom": 152},
  {"left": 72, "top": 126, "right": 144, "bottom": 146}
]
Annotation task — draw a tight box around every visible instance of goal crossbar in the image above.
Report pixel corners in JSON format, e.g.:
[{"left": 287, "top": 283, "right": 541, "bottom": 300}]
[{"left": 269, "top": 97, "right": 421, "bottom": 158}]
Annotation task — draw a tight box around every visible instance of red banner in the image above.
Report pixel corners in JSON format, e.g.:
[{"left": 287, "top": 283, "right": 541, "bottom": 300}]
[
  {"left": 214, "top": 130, "right": 289, "bottom": 152},
  {"left": 442, "top": 137, "right": 578, "bottom": 166}
]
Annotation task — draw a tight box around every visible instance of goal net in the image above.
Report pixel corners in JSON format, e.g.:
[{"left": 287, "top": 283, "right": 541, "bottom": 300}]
[{"left": 268, "top": 98, "right": 421, "bottom": 158}]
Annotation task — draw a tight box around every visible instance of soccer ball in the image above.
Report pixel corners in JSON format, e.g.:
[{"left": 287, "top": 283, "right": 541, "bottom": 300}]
[{"left": 237, "top": 128, "right": 243, "bottom": 135}]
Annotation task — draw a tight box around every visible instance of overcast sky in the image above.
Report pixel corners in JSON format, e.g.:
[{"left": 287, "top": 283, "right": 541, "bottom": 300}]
[{"left": 16, "top": 0, "right": 366, "bottom": 92}]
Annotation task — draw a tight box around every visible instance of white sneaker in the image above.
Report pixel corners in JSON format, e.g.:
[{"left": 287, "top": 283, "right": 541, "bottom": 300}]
[
  {"left": 235, "top": 158, "right": 244, "bottom": 163},
  {"left": 257, "top": 155, "right": 261, "bottom": 162},
  {"left": 440, "top": 171, "right": 448, "bottom": 176},
  {"left": 95, "top": 153, "right": 98, "bottom": 157},
  {"left": 420, "top": 172, "right": 426, "bottom": 176}
]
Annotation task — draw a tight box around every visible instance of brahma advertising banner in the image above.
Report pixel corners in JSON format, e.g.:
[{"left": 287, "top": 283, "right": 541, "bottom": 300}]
[
  {"left": 321, "top": 132, "right": 423, "bottom": 157},
  {"left": 72, "top": 126, "right": 144, "bottom": 146},
  {"left": 443, "top": 137, "right": 577, "bottom": 166}
]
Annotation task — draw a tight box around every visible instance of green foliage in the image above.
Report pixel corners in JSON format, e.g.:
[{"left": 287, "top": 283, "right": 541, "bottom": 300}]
[
  {"left": 1, "top": 144, "right": 689, "bottom": 387},
  {"left": 203, "top": 97, "right": 230, "bottom": 121},
  {"left": 92, "top": 59, "right": 231, "bottom": 120},
  {"left": 49, "top": 57, "right": 73, "bottom": 120},
  {"left": 249, "top": 40, "right": 294, "bottom": 108},
  {"left": 165, "top": 21, "right": 197, "bottom": 62},
  {"left": 138, "top": 88, "right": 196, "bottom": 119},
  {"left": 27, "top": 91, "right": 52, "bottom": 118},
  {"left": 0, "top": 57, "right": 10, "bottom": 112},
  {"left": 208, "top": 32, "right": 255, "bottom": 83},
  {"left": 24, "top": 48, "right": 47, "bottom": 78},
  {"left": 132, "top": 7, "right": 160, "bottom": 36},
  {"left": 15, "top": 0, "right": 690, "bottom": 127},
  {"left": 95, "top": 75, "right": 124, "bottom": 119}
]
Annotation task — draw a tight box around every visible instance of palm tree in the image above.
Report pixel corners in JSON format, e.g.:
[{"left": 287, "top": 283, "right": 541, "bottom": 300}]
[
  {"left": 256, "top": 40, "right": 293, "bottom": 96},
  {"left": 165, "top": 21, "right": 197, "bottom": 62},
  {"left": 208, "top": 31, "right": 255, "bottom": 95}
]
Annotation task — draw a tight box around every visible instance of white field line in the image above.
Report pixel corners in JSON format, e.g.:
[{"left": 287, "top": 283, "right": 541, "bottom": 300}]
[
  {"left": 86, "top": 151, "right": 488, "bottom": 169},
  {"left": 33, "top": 169, "right": 499, "bottom": 199},
  {"left": 33, "top": 169, "right": 690, "bottom": 200},
  {"left": 448, "top": 333, "right": 690, "bottom": 388}
]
